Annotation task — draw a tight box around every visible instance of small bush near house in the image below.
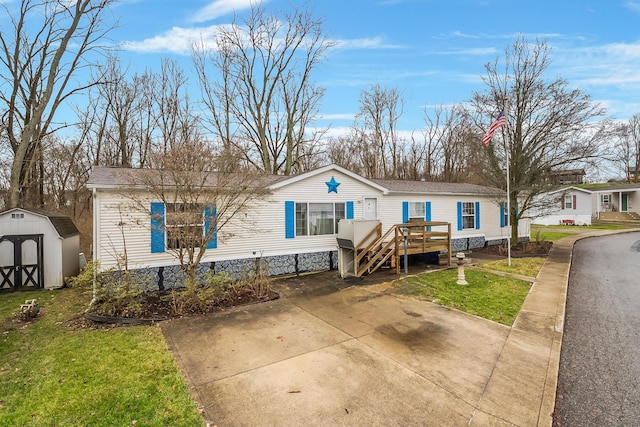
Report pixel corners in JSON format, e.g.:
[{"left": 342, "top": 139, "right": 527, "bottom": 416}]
[{"left": 71, "top": 261, "right": 278, "bottom": 319}]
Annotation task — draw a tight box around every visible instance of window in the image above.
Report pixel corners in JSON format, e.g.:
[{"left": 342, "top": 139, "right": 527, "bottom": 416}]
[
  {"left": 601, "top": 194, "right": 611, "bottom": 204},
  {"left": 461, "top": 202, "right": 476, "bottom": 229},
  {"left": 150, "top": 202, "right": 216, "bottom": 253},
  {"left": 165, "top": 203, "right": 204, "bottom": 249},
  {"left": 500, "top": 202, "right": 508, "bottom": 228},
  {"left": 564, "top": 195, "right": 573, "bottom": 210},
  {"left": 295, "top": 202, "right": 345, "bottom": 236},
  {"left": 11, "top": 213, "right": 24, "bottom": 219},
  {"left": 409, "top": 202, "right": 426, "bottom": 221}
]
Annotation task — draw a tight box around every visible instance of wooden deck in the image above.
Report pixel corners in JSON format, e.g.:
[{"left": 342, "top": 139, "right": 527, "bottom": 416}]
[{"left": 352, "top": 221, "right": 451, "bottom": 277}]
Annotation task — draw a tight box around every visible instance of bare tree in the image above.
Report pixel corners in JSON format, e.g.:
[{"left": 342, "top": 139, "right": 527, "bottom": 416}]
[
  {"left": 192, "top": 3, "right": 334, "bottom": 175},
  {"left": 612, "top": 114, "right": 640, "bottom": 181},
  {"left": 136, "top": 141, "right": 271, "bottom": 287},
  {"left": 43, "top": 134, "right": 91, "bottom": 215},
  {"left": 354, "top": 84, "right": 405, "bottom": 179},
  {"left": 80, "top": 56, "right": 198, "bottom": 169},
  {"left": 472, "top": 35, "right": 607, "bottom": 243},
  {"left": 0, "top": 0, "right": 116, "bottom": 208}
]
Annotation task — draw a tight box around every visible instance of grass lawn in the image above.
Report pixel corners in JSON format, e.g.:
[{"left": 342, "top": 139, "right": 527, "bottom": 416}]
[
  {"left": 393, "top": 268, "right": 531, "bottom": 326},
  {"left": 531, "top": 223, "right": 636, "bottom": 242},
  {"left": 532, "top": 230, "right": 575, "bottom": 242},
  {"left": 480, "top": 257, "right": 546, "bottom": 277},
  {"left": 0, "top": 288, "right": 203, "bottom": 427}
]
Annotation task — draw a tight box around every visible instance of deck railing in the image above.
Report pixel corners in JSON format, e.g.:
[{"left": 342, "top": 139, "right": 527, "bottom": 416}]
[{"left": 353, "top": 221, "right": 451, "bottom": 277}]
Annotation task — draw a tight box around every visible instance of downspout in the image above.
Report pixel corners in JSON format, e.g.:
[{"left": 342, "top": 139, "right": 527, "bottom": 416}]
[{"left": 88, "top": 187, "right": 98, "bottom": 310}]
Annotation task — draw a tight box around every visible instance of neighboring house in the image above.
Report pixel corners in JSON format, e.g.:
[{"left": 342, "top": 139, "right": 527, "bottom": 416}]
[
  {"left": 0, "top": 208, "right": 80, "bottom": 290},
  {"left": 87, "top": 164, "right": 530, "bottom": 290},
  {"left": 531, "top": 186, "right": 593, "bottom": 225},
  {"left": 549, "top": 169, "right": 586, "bottom": 185},
  {"left": 590, "top": 183, "right": 640, "bottom": 217},
  {"left": 532, "top": 182, "right": 640, "bottom": 225}
]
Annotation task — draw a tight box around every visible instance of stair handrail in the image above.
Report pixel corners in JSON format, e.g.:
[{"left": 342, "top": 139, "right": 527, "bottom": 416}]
[{"left": 356, "top": 232, "right": 403, "bottom": 277}]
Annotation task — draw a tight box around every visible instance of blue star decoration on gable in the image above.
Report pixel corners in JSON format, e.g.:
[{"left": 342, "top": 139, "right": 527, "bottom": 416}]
[{"left": 326, "top": 176, "right": 340, "bottom": 193}]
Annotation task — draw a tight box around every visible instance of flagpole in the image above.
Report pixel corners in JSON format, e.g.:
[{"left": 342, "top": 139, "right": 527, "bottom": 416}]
[
  {"left": 482, "top": 102, "right": 511, "bottom": 266},
  {"left": 504, "top": 98, "right": 511, "bottom": 267}
]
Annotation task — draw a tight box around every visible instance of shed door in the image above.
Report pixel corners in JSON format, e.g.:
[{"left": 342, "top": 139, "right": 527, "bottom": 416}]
[{"left": 0, "top": 234, "right": 44, "bottom": 290}]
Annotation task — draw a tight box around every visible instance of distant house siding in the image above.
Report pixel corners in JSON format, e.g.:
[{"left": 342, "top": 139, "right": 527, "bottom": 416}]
[{"left": 532, "top": 189, "right": 592, "bottom": 225}]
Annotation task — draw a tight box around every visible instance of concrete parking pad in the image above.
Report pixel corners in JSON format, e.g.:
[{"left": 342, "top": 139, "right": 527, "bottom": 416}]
[
  {"left": 197, "top": 339, "right": 477, "bottom": 426},
  {"left": 162, "top": 283, "right": 517, "bottom": 426}
]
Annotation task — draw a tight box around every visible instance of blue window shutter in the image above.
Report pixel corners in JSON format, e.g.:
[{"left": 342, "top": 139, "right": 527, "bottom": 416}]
[
  {"left": 285, "top": 201, "right": 295, "bottom": 238},
  {"left": 425, "top": 201, "right": 432, "bottom": 231},
  {"left": 500, "top": 202, "right": 506, "bottom": 228},
  {"left": 402, "top": 201, "right": 409, "bottom": 223},
  {"left": 150, "top": 202, "right": 165, "bottom": 253},
  {"left": 457, "top": 202, "right": 462, "bottom": 230},
  {"left": 204, "top": 205, "right": 217, "bottom": 249},
  {"left": 346, "top": 201, "right": 354, "bottom": 219},
  {"left": 475, "top": 201, "right": 480, "bottom": 229}
]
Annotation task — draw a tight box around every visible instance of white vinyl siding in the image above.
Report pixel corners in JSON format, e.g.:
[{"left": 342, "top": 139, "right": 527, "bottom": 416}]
[{"left": 92, "top": 169, "right": 531, "bottom": 271}]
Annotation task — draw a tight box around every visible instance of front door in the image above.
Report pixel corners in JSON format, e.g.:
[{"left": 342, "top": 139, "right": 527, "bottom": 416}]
[
  {"left": 0, "top": 234, "right": 44, "bottom": 290},
  {"left": 364, "top": 198, "right": 378, "bottom": 220},
  {"left": 622, "top": 193, "right": 629, "bottom": 212}
]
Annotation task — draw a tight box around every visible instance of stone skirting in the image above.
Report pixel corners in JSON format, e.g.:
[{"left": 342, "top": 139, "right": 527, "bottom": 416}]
[
  {"left": 108, "top": 251, "right": 339, "bottom": 292},
  {"left": 452, "top": 236, "right": 486, "bottom": 252}
]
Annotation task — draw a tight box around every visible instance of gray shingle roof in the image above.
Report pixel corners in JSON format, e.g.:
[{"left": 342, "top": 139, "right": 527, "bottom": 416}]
[
  {"left": 588, "top": 182, "right": 640, "bottom": 192},
  {"left": 88, "top": 165, "right": 504, "bottom": 197},
  {"left": 371, "top": 178, "right": 504, "bottom": 196},
  {"left": 87, "top": 166, "right": 288, "bottom": 189}
]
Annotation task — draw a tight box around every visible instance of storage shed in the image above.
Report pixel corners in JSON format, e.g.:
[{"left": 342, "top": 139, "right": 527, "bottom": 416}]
[{"left": 0, "top": 208, "right": 80, "bottom": 290}]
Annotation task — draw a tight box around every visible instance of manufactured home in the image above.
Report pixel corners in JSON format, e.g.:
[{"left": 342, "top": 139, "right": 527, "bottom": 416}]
[
  {"left": 531, "top": 186, "right": 593, "bottom": 226},
  {"left": 87, "top": 164, "right": 530, "bottom": 289}
]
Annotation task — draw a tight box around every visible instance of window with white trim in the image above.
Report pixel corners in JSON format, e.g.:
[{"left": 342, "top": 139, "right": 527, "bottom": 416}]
[
  {"left": 601, "top": 194, "right": 611, "bottom": 204},
  {"left": 461, "top": 202, "right": 476, "bottom": 229},
  {"left": 295, "top": 202, "right": 345, "bottom": 236},
  {"left": 165, "top": 202, "right": 204, "bottom": 249},
  {"left": 409, "top": 202, "right": 426, "bottom": 221},
  {"left": 564, "top": 195, "right": 573, "bottom": 209}
]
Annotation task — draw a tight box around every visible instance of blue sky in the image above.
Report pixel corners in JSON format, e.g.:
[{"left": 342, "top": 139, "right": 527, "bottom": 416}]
[{"left": 64, "top": 1, "right": 640, "bottom": 135}]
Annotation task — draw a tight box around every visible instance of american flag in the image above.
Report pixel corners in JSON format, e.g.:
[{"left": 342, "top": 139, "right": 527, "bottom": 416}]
[{"left": 482, "top": 109, "right": 506, "bottom": 146}]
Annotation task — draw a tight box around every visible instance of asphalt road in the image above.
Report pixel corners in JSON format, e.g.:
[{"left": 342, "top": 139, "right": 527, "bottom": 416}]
[{"left": 554, "top": 231, "right": 640, "bottom": 426}]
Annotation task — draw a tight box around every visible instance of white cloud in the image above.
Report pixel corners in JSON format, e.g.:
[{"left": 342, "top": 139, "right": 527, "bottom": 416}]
[
  {"left": 332, "top": 36, "right": 403, "bottom": 50},
  {"left": 121, "top": 25, "right": 223, "bottom": 54},
  {"left": 625, "top": 1, "right": 640, "bottom": 14},
  {"left": 319, "top": 113, "right": 355, "bottom": 121},
  {"left": 191, "top": 0, "right": 263, "bottom": 23},
  {"left": 554, "top": 41, "right": 640, "bottom": 86}
]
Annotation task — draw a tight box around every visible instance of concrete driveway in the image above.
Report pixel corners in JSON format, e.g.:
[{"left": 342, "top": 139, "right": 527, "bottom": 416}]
[{"left": 160, "top": 254, "right": 568, "bottom": 427}]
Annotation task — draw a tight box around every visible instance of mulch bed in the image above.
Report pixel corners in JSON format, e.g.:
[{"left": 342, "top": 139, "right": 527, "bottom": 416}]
[
  {"left": 473, "top": 241, "right": 553, "bottom": 257},
  {"left": 66, "top": 288, "right": 279, "bottom": 330}
]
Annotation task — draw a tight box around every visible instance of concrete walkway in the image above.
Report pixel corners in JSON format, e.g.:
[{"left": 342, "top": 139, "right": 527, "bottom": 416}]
[{"left": 159, "top": 230, "right": 630, "bottom": 427}]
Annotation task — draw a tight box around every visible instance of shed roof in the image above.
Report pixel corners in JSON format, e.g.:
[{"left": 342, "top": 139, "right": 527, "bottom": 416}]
[{"left": 0, "top": 208, "right": 80, "bottom": 238}]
